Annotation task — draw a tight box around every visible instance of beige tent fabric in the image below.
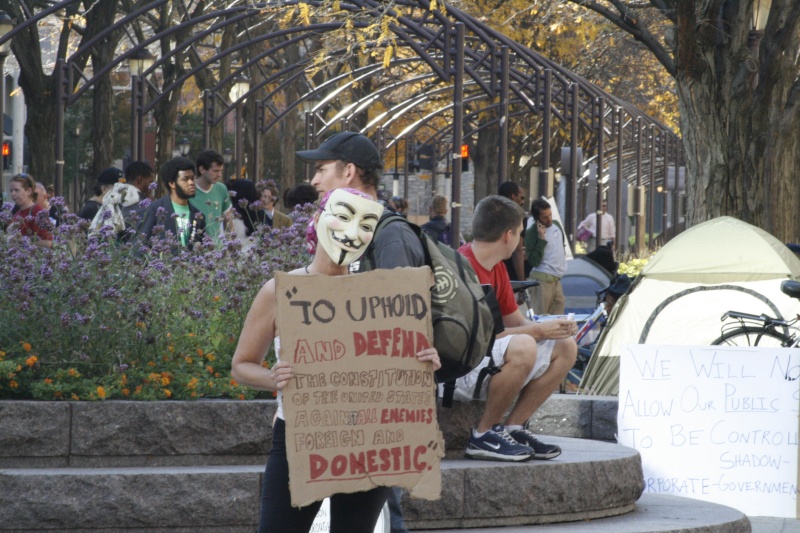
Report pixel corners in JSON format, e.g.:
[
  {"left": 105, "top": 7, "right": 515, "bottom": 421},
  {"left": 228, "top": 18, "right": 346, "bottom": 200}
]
[{"left": 579, "top": 217, "right": 800, "bottom": 396}]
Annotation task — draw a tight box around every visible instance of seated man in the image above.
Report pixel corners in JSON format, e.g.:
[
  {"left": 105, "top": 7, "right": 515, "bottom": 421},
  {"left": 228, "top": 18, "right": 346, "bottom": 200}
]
[{"left": 454, "top": 195, "right": 578, "bottom": 461}]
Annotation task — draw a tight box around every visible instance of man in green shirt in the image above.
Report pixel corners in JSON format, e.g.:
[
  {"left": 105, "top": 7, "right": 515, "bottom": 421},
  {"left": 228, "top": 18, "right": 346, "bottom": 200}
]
[
  {"left": 190, "top": 150, "right": 231, "bottom": 240},
  {"left": 138, "top": 156, "right": 206, "bottom": 251}
]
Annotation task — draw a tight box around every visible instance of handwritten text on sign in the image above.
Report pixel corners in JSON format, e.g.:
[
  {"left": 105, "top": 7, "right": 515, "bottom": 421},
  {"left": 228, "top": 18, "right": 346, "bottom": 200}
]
[
  {"left": 275, "top": 268, "right": 443, "bottom": 508},
  {"left": 618, "top": 344, "right": 800, "bottom": 518}
]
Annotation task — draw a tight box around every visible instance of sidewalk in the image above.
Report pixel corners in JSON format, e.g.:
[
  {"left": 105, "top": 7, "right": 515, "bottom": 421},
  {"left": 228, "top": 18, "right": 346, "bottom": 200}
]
[{"left": 750, "top": 517, "right": 800, "bottom": 533}]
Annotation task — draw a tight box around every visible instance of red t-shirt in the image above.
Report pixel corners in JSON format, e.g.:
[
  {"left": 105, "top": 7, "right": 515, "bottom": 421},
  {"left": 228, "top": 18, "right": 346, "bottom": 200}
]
[
  {"left": 12, "top": 204, "right": 53, "bottom": 242},
  {"left": 458, "top": 242, "right": 517, "bottom": 316}
]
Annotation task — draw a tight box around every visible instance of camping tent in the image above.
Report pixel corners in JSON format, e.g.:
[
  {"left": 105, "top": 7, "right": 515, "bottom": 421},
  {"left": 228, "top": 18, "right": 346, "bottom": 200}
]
[
  {"left": 579, "top": 217, "right": 800, "bottom": 396},
  {"left": 562, "top": 256, "right": 613, "bottom": 314}
]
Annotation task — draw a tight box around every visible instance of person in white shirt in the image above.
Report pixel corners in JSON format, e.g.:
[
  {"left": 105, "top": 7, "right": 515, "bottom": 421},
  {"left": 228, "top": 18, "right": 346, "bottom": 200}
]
[{"left": 577, "top": 200, "right": 615, "bottom": 252}]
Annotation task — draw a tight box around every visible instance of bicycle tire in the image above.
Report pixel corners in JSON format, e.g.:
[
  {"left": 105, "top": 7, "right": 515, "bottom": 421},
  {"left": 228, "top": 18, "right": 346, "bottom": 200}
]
[{"left": 711, "top": 326, "right": 794, "bottom": 347}]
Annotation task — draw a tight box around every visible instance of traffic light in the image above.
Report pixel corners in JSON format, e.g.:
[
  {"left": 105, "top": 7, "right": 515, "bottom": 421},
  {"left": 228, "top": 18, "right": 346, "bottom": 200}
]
[
  {"left": 2, "top": 141, "right": 9, "bottom": 170},
  {"left": 461, "top": 143, "right": 469, "bottom": 172}
]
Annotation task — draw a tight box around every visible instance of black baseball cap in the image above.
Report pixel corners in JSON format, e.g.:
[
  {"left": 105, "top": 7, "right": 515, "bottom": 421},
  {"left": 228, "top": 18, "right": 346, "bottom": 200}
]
[
  {"left": 296, "top": 132, "right": 382, "bottom": 170},
  {"left": 97, "top": 167, "right": 123, "bottom": 185}
]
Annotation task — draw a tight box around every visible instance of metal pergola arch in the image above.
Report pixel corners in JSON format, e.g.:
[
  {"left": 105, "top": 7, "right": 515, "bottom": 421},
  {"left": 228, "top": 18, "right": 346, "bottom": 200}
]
[{"left": 1, "top": 0, "right": 682, "bottom": 250}]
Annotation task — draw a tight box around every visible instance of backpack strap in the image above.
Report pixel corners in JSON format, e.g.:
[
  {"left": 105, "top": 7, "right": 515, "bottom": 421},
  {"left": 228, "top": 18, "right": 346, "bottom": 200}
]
[{"left": 361, "top": 212, "right": 408, "bottom": 271}]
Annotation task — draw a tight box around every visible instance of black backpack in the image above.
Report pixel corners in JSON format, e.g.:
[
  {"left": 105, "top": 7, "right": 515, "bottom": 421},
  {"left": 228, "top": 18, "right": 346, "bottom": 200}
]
[{"left": 362, "top": 214, "right": 503, "bottom": 406}]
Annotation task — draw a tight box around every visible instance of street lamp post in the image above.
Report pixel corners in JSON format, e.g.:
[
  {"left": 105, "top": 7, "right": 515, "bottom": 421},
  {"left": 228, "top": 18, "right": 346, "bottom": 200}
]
[
  {"left": 229, "top": 75, "right": 250, "bottom": 180},
  {"left": 0, "top": 10, "right": 14, "bottom": 192},
  {"left": 128, "top": 48, "right": 156, "bottom": 161}
]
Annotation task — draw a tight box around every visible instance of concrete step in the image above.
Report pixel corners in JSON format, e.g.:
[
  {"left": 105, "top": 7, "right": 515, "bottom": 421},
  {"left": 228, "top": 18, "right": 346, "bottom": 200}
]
[
  {"left": 412, "top": 493, "right": 750, "bottom": 532},
  {"left": 0, "top": 436, "right": 643, "bottom": 531}
]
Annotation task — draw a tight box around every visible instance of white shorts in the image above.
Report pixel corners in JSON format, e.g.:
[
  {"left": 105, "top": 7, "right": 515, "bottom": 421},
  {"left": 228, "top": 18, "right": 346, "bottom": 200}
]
[{"left": 443, "top": 335, "right": 555, "bottom": 402}]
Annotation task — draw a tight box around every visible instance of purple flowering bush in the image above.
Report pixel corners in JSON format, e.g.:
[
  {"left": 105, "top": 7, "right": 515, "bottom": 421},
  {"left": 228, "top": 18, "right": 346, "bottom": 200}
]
[{"left": 0, "top": 200, "right": 314, "bottom": 400}]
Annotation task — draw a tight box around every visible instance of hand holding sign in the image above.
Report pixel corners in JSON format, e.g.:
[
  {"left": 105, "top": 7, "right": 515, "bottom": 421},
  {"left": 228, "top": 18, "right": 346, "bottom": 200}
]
[{"left": 276, "top": 267, "right": 444, "bottom": 508}]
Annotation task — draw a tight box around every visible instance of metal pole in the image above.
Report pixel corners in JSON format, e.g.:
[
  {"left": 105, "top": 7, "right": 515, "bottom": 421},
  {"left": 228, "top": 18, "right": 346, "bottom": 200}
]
[
  {"left": 130, "top": 74, "right": 139, "bottom": 164},
  {"left": 450, "top": 22, "right": 465, "bottom": 249},
  {"left": 253, "top": 100, "right": 262, "bottom": 181},
  {"left": 662, "top": 132, "right": 669, "bottom": 240},
  {"left": 595, "top": 97, "right": 605, "bottom": 249},
  {"left": 0, "top": 52, "right": 5, "bottom": 193},
  {"left": 568, "top": 84, "right": 579, "bottom": 250},
  {"left": 648, "top": 126, "right": 655, "bottom": 249},
  {"left": 498, "top": 46, "right": 509, "bottom": 182},
  {"left": 202, "top": 89, "right": 212, "bottom": 149},
  {"left": 137, "top": 77, "right": 146, "bottom": 161},
  {"left": 304, "top": 111, "right": 313, "bottom": 181},
  {"left": 55, "top": 59, "right": 66, "bottom": 197},
  {"left": 235, "top": 104, "right": 243, "bottom": 179},
  {"left": 634, "top": 117, "right": 644, "bottom": 254},
  {"left": 615, "top": 107, "right": 623, "bottom": 252},
  {"left": 671, "top": 135, "right": 680, "bottom": 234},
  {"left": 403, "top": 137, "right": 409, "bottom": 198},
  {"left": 538, "top": 69, "right": 552, "bottom": 198}
]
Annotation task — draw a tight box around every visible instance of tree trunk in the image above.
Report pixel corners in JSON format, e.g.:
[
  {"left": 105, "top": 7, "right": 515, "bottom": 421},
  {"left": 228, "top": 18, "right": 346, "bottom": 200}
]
[{"left": 675, "top": 3, "right": 800, "bottom": 242}]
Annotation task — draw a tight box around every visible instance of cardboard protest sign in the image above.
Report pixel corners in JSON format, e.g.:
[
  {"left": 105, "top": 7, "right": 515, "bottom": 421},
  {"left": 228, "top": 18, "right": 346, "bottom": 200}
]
[
  {"left": 275, "top": 267, "right": 444, "bottom": 508},
  {"left": 618, "top": 344, "right": 800, "bottom": 518}
]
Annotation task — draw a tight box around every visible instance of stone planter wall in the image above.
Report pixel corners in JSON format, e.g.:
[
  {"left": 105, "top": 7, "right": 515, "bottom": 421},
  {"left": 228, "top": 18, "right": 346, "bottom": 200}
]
[{"left": 0, "top": 395, "right": 619, "bottom": 532}]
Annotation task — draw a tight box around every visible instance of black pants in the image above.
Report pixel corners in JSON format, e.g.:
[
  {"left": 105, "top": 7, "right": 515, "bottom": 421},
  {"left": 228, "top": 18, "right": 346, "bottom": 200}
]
[{"left": 258, "top": 418, "right": 392, "bottom": 533}]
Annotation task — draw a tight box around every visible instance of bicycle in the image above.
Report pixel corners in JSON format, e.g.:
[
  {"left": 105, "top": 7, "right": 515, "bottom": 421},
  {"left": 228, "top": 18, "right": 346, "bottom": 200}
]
[{"left": 711, "top": 280, "right": 800, "bottom": 347}]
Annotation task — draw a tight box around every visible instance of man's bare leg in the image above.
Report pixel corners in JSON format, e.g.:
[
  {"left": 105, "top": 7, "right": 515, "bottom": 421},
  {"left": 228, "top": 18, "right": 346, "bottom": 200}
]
[
  {"left": 504, "top": 337, "right": 577, "bottom": 427},
  {"left": 476, "top": 335, "right": 537, "bottom": 432}
]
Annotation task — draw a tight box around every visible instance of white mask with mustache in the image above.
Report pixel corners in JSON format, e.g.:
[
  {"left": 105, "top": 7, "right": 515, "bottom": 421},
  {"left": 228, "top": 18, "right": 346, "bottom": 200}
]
[{"left": 315, "top": 189, "right": 382, "bottom": 266}]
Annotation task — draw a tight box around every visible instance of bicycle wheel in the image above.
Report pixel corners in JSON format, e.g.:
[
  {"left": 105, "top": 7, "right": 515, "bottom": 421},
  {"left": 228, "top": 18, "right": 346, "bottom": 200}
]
[{"left": 711, "top": 327, "right": 793, "bottom": 347}]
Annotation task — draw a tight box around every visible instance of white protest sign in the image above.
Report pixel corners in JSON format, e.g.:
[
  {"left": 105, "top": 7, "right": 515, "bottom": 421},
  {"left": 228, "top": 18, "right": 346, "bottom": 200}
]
[{"left": 618, "top": 344, "right": 800, "bottom": 518}]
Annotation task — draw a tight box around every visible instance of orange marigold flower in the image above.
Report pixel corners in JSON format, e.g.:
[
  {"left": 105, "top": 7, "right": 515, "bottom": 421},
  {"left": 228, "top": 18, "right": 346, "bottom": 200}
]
[
  {"left": 238, "top": 394, "right": 245, "bottom": 401},
  {"left": 21, "top": 341, "right": 31, "bottom": 352},
  {"left": 25, "top": 355, "right": 38, "bottom": 367},
  {"left": 213, "top": 295, "right": 221, "bottom": 302},
  {"left": 206, "top": 365, "right": 214, "bottom": 374},
  {"left": 148, "top": 372, "right": 160, "bottom": 382},
  {"left": 206, "top": 353, "right": 216, "bottom": 361},
  {"left": 122, "top": 388, "right": 130, "bottom": 396},
  {"left": 121, "top": 374, "right": 127, "bottom": 385},
  {"left": 167, "top": 345, "right": 174, "bottom": 353},
  {"left": 147, "top": 361, "right": 156, "bottom": 366},
  {"left": 187, "top": 333, "right": 195, "bottom": 337},
  {"left": 9, "top": 380, "right": 18, "bottom": 388},
  {"left": 96, "top": 386, "right": 106, "bottom": 399},
  {"left": 161, "top": 376, "right": 170, "bottom": 387},
  {"left": 196, "top": 348, "right": 204, "bottom": 357},
  {"left": 163, "top": 389, "right": 172, "bottom": 398},
  {"left": 135, "top": 385, "right": 143, "bottom": 394},
  {"left": 187, "top": 377, "right": 198, "bottom": 390},
  {"left": 230, "top": 379, "right": 238, "bottom": 387},
  {"left": 44, "top": 378, "right": 53, "bottom": 384},
  {"left": 54, "top": 391, "right": 63, "bottom": 398},
  {"left": 15, "top": 364, "right": 21, "bottom": 372},
  {"left": 71, "top": 393, "right": 80, "bottom": 400},
  {"left": 190, "top": 391, "right": 197, "bottom": 398},
  {"left": 67, "top": 368, "right": 78, "bottom": 377},
  {"left": 135, "top": 321, "right": 146, "bottom": 329}
]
